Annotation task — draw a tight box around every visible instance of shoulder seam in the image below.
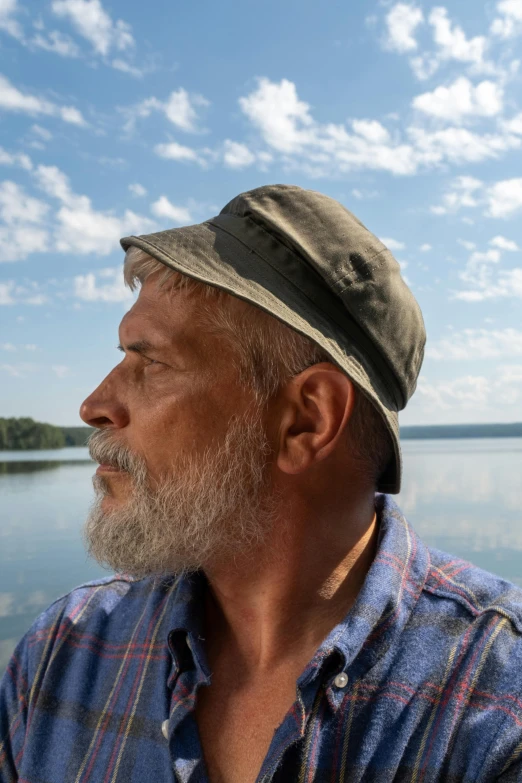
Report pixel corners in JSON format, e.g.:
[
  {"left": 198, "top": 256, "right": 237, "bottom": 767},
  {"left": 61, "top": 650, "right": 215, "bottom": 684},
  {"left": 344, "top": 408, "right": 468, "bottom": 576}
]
[
  {"left": 40, "top": 575, "right": 134, "bottom": 615},
  {"left": 423, "top": 583, "right": 522, "bottom": 635}
]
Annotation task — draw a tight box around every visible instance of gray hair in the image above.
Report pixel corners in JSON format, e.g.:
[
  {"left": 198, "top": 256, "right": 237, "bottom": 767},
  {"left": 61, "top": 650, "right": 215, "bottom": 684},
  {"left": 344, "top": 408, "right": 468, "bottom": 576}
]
[{"left": 123, "top": 247, "right": 393, "bottom": 485}]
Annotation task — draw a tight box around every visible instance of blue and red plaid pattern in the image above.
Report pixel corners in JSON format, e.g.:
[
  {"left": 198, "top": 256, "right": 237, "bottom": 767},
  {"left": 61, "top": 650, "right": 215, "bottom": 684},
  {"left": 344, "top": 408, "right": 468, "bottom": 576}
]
[{"left": 2, "top": 494, "right": 522, "bottom": 782}]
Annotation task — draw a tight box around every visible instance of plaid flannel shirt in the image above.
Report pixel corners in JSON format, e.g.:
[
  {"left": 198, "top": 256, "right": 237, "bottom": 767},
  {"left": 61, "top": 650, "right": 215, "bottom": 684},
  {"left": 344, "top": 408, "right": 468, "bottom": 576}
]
[{"left": 2, "top": 494, "right": 522, "bottom": 782}]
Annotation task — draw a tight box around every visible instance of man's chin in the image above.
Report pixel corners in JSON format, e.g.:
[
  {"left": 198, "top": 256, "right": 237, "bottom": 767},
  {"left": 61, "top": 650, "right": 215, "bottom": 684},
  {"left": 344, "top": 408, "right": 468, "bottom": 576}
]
[
  {"left": 97, "top": 494, "right": 125, "bottom": 514},
  {"left": 93, "top": 473, "right": 133, "bottom": 502}
]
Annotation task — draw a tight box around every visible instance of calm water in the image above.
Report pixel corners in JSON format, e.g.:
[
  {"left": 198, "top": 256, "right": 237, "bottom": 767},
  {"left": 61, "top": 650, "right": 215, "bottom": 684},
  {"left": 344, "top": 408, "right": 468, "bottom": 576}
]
[{"left": 1, "top": 438, "right": 521, "bottom": 671}]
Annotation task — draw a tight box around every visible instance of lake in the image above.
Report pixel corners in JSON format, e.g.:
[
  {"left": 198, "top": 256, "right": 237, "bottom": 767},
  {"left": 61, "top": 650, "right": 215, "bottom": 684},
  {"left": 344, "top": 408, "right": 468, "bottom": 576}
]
[{"left": 1, "top": 438, "right": 522, "bottom": 672}]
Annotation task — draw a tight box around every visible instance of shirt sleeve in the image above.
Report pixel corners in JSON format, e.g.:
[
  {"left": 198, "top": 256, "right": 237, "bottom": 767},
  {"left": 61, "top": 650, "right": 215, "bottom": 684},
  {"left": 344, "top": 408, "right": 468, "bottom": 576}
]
[{"left": 0, "top": 637, "right": 30, "bottom": 782}]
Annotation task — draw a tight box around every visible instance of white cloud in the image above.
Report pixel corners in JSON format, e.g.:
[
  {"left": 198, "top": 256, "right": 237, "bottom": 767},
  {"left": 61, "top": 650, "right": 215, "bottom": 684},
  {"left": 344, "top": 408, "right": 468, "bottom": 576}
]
[
  {"left": 0, "top": 281, "right": 15, "bottom": 304},
  {"left": 60, "top": 106, "right": 85, "bottom": 125},
  {"left": 412, "top": 77, "right": 503, "bottom": 122},
  {"left": 487, "top": 178, "right": 522, "bottom": 218},
  {"left": 34, "top": 164, "right": 156, "bottom": 256},
  {"left": 238, "top": 77, "right": 521, "bottom": 178},
  {"left": 0, "top": 73, "right": 87, "bottom": 126},
  {"left": 128, "top": 182, "right": 146, "bottom": 197},
  {"left": 0, "top": 279, "right": 48, "bottom": 305},
  {"left": 32, "top": 30, "right": 80, "bottom": 57},
  {"left": 161, "top": 89, "right": 208, "bottom": 131},
  {"left": 154, "top": 141, "right": 208, "bottom": 166},
  {"left": 150, "top": 196, "right": 192, "bottom": 225},
  {"left": 408, "top": 128, "right": 522, "bottom": 165},
  {"left": 0, "top": 181, "right": 50, "bottom": 262},
  {"left": 1, "top": 363, "right": 24, "bottom": 377},
  {"left": 431, "top": 176, "right": 484, "bottom": 215},
  {"left": 416, "top": 374, "right": 491, "bottom": 410},
  {"left": 35, "top": 164, "right": 72, "bottom": 202},
  {"left": 386, "top": 5, "right": 492, "bottom": 80},
  {"left": 239, "top": 78, "right": 419, "bottom": 175},
  {"left": 352, "top": 119, "right": 391, "bottom": 144},
  {"left": 51, "top": 0, "right": 134, "bottom": 56},
  {"left": 384, "top": 4, "right": 424, "bottom": 53},
  {"left": 74, "top": 266, "right": 133, "bottom": 302},
  {"left": 0, "top": 0, "right": 23, "bottom": 40},
  {"left": 490, "top": 235, "right": 519, "bottom": 251},
  {"left": 409, "top": 54, "right": 440, "bottom": 81},
  {"left": 503, "top": 112, "right": 522, "bottom": 135},
  {"left": 124, "top": 88, "right": 209, "bottom": 133},
  {"left": 454, "top": 244, "right": 522, "bottom": 301},
  {"left": 351, "top": 188, "right": 379, "bottom": 200},
  {"left": 491, "top": 0, "right": 522, "bottom": 39},
  {"left": 0, "top": 146, "right": 32, "bottom": 170},
  {"left": 428, "top": 7, "right": 487, "bottom": 67},
  {"left": 427, "top": 327, "right": 522, "bottom": 360},
  {"left": 239, "top": 78, "right": 315, "bottom": 155},
  {"left": 419, "top": 243, "right": 432, "bottom": 251},
  {"left": 111, "top": 59, "right": 143, "bottom": 78},
  {"left": 222, "top": 140, "right": 256, "bottom": 169},
  {"left": 31, "top": 125, "right": 52, "bottom": 142},
  {"left": 0, "top": 180, "right": 48, "bottom": 224},
  {"left": 52, "top": 364, "right": 69, "bottom": 378},
  {"left": 411, "top": 126, "right": 519, "bottom": 166},
  {"left": 435, "top": 177, "right": 522, "bottom": 219},
  {"left": 413, "top": 365, "right": 522, "bottom": 418},
  {"left": 458, "top": 239, "right": 477, "bottom": 251},
  {"left": 0, "top": 342, "right": 16, "bottom": 351},
  {"left": 380, "top": 237, "right": 406, "bottom": 251}
]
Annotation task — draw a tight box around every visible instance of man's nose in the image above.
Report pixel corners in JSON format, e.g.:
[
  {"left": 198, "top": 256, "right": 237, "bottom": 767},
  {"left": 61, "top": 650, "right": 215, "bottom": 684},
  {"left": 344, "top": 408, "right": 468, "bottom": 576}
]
[{"left": 79, "top": 370, "right": 129, "bottom": 430}]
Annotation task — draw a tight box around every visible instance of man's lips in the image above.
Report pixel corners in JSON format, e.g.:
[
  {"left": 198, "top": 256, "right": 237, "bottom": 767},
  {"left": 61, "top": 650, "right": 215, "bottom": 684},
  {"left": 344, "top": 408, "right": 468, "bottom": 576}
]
[{"left": 96, "top": 463, "right": 126, "bottom": 474}]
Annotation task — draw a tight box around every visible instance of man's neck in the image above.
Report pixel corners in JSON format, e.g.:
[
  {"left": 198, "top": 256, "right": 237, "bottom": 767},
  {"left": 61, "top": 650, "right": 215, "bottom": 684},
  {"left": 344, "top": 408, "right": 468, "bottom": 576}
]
[{"left": 202, "top": 490, "right": 378, "bottom": 676}]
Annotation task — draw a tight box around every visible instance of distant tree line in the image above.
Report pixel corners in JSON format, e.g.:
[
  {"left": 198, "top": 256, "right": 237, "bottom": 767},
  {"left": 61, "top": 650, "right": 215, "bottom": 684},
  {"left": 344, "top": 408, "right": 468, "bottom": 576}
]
[
  {"left": 400, "top": 423, "right": 522, "bottom": 439},
  {"left": 0, "top": 418, "right": 93, "bottom": 450}
]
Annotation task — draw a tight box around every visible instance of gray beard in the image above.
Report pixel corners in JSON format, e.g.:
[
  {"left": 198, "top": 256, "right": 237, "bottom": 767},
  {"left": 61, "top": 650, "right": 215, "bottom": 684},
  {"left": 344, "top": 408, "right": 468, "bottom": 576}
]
[{"left": 83, "top": 406, "right": 279, "bottom": 580}]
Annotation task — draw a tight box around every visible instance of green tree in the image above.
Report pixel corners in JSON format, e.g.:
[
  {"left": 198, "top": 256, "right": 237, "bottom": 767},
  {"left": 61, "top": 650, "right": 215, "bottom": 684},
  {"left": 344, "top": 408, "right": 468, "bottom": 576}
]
[{"left": 0, "top": 417, "right": 66, "bottom": 450}]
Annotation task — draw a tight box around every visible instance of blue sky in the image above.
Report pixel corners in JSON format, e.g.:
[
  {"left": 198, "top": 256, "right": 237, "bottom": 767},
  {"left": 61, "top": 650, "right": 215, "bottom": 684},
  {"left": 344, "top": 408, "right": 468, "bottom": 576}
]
[{"left": 1, "top": 0, "right": 521, "bottom": 427}]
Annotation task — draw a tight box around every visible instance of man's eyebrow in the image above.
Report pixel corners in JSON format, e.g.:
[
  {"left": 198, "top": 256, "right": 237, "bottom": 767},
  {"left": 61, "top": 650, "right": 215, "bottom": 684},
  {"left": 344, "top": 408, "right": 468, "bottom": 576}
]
[{"left": 117, "top": 339, "right": 157, "bottom": 356}]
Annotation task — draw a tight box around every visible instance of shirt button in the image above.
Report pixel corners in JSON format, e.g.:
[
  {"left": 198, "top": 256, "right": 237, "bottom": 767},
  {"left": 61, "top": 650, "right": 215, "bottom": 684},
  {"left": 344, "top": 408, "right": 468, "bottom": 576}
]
[
  {"left": 334, "top": 672, "right": 348, "bottom": 689},
  {"left": 161, "top": 720, "right": 169, "bottom": 739}
]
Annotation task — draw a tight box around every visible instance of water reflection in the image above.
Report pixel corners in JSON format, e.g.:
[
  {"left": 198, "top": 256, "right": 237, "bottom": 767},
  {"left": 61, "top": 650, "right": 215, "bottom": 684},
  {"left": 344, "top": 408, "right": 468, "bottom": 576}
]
[
  {"left": 0, "top": 447, "right": 92, "bottom": 462},
  {"left": 398, "top": 438, "right": 522, "bottom": 582},
  {"left": 0, "top": 454, "right": 106, "bottom": 669}
]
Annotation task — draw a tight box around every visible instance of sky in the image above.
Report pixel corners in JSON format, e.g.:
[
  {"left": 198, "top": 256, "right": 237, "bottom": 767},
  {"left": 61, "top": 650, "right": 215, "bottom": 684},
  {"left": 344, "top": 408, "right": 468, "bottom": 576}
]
[{"left": 0, "top": 0, "right": 521, "bottom": 427}]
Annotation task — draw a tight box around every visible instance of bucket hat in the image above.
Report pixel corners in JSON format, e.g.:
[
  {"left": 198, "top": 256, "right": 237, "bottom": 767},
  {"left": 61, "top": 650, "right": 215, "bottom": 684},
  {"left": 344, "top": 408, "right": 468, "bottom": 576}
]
[{"left": 121, "top": 184, "right": 426, "bottom": 494}]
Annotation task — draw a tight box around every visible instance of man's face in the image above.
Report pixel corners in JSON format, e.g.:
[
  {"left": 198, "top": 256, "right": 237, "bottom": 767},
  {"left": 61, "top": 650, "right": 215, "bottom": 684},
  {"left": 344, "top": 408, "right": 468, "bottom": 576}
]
[{"left": 80, "top": 275, "right": 278, "bottom": 578}]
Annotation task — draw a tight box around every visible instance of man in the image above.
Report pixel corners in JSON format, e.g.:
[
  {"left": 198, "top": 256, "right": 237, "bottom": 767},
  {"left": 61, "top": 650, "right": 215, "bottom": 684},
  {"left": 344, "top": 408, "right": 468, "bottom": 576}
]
[{"left": 1, "top": 185, "right": 522, "bottom": 783}]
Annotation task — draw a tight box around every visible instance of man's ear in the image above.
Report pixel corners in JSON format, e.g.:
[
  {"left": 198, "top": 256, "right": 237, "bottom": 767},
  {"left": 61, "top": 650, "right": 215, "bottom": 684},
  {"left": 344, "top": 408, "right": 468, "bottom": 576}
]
[{"left": 275, "top": 363, "right": 355, "bottom": 476}]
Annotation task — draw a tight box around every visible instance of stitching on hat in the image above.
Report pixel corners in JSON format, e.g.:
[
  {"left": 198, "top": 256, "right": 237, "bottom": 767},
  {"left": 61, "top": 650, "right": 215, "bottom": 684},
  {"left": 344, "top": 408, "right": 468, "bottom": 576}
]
[
  {"left": 237, "top": 189, "right": 391, "bottom": 283},
  {"left": 335, "top": 249, "right": 391, "bottom": 291}
]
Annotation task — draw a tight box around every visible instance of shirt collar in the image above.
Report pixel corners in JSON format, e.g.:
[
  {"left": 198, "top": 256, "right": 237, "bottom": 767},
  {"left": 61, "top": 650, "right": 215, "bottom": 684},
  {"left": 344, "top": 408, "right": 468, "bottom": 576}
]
[
  {"left": 166, "top": 494, "right": 429, "bottom": 692},
  {"left": 167, "top": 571, "right": 211, "bottom": 684}
]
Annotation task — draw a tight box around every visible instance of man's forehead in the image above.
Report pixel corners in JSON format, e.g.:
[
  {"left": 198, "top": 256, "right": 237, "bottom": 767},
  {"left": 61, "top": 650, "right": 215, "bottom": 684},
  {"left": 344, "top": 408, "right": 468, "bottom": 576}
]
[{"left": 118, "top": 282, "right": 208, "bottom": 352}]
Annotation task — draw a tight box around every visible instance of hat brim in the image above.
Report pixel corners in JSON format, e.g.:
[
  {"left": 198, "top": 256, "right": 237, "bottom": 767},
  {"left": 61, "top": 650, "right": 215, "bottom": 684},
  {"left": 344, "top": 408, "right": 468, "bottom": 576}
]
[{"left": 121, "top": 222, "right": 402, "bottom": 494}]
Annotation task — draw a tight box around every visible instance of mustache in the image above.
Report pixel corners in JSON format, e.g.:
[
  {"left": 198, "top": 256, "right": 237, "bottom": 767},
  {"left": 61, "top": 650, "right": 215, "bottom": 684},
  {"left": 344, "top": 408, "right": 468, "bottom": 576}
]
[{"left": 88, "top": 429, "right": 145, "bottom": 477}]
